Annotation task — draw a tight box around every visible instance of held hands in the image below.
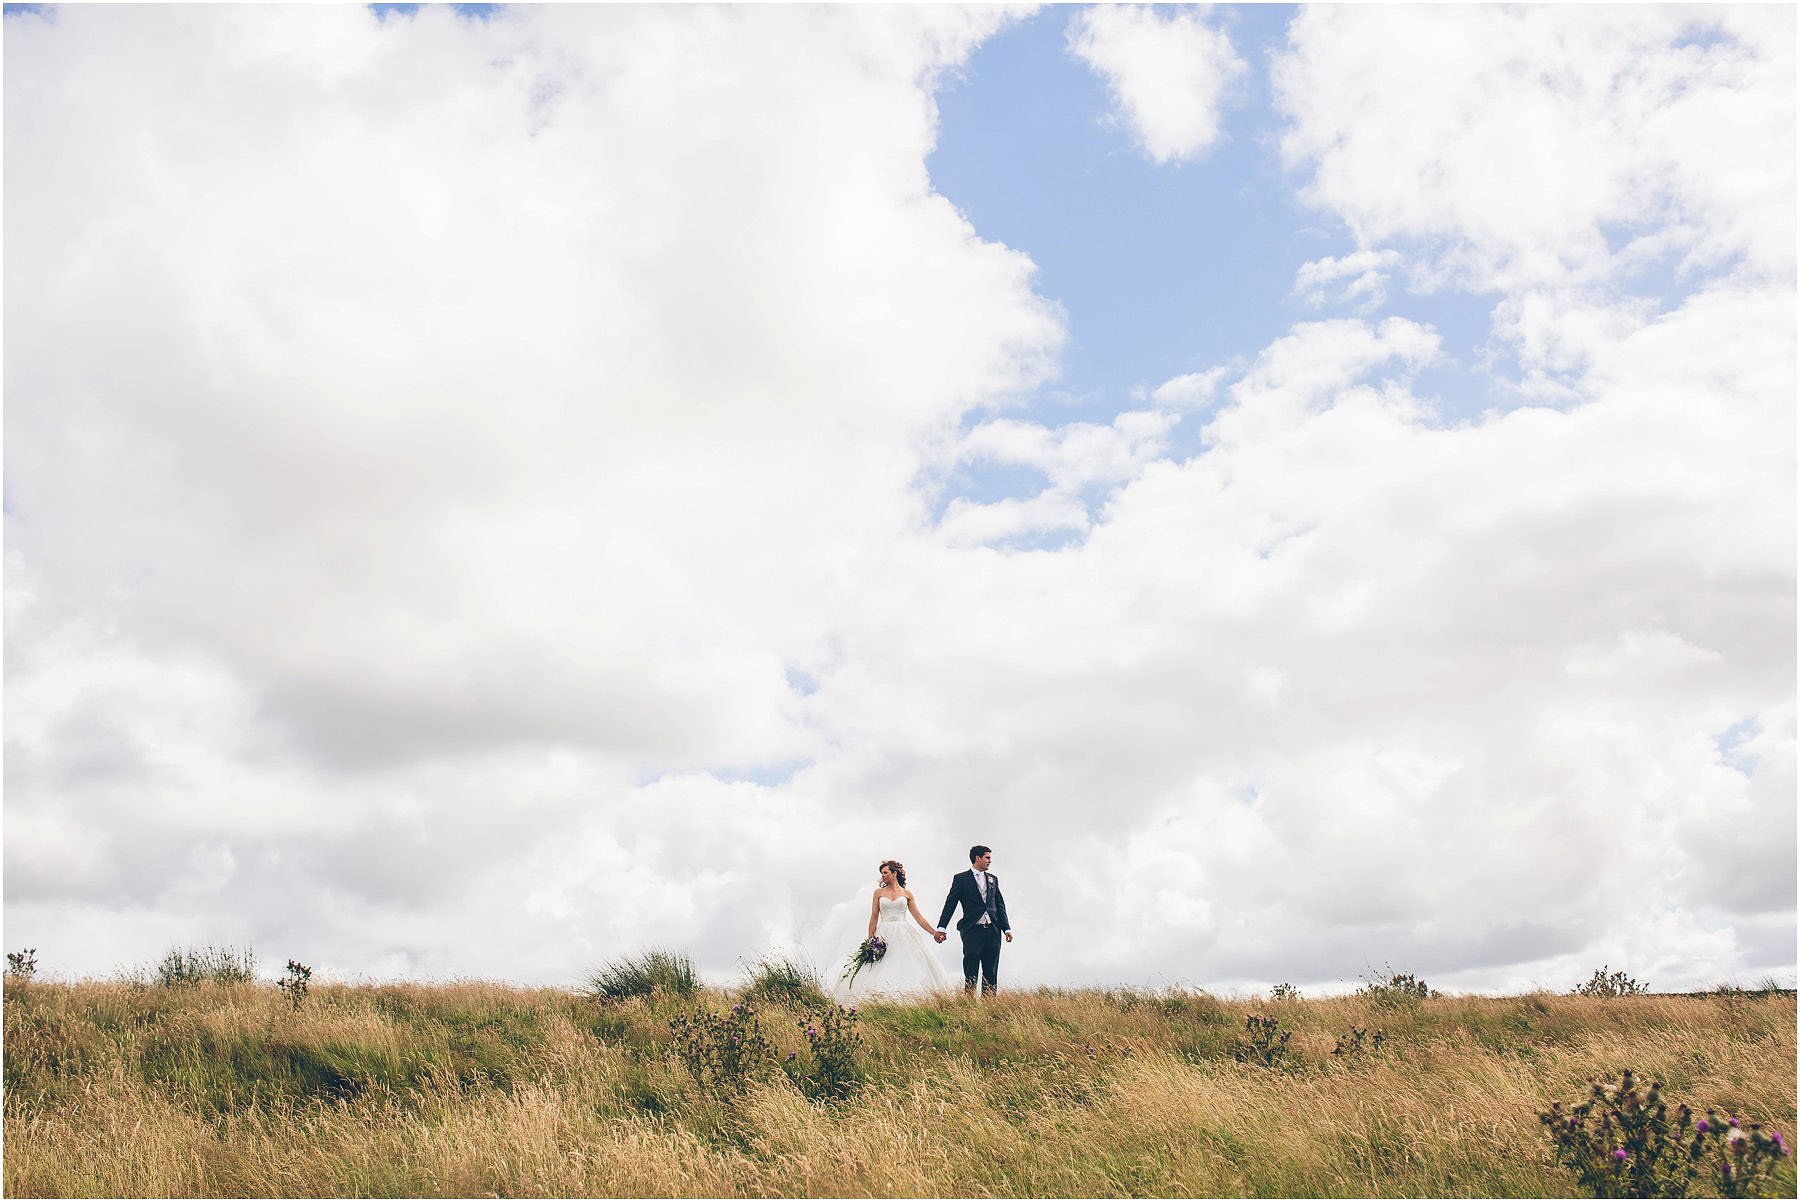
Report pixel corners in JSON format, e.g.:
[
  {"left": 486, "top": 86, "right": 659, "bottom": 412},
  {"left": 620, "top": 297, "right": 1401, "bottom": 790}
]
[{"left": 933, "top": 929, "right": 947, "bottom": 943}]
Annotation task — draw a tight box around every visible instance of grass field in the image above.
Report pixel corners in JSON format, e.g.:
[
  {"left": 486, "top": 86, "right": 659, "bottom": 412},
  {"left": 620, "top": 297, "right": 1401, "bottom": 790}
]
[{"left": 4, "top": 976, "right": 1793, "bottom": 1197}]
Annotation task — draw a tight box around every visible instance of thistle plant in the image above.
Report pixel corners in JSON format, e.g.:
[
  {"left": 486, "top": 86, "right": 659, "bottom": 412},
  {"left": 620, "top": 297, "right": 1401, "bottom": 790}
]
[
  {"left": 1538, "top": 1069, "right": 1788, "bottom": 1198},
  {"left": 277, "top": 960, "right": 312, "bottom": 1009},
  {"left": 1357, "top": 966, "right": 1435, "bottom": 1008},
  {"left": 667, "top": 1001, "right": 776, "bottom": 1096},
  {"left": 1694, "top": 1112, "right": 1788, "bottom": 1198},
  {"left": 1269, "top": 982, "right": 1300, "bottom": 1001},
  {"left": 1576, "top": 966, "right": 1648, "bottom": 997},
  {"left": 1237, "top": 1014, "right": 1291, "bottom": 1066},
  {"left": 6, "top": 948, "right": 37, "bottom": 981},
  {"left": 792, "top": 1002, "right": 863, "bottom": 1101},
  {"left": 1332, "top": 1026, "right": 1385, "bottom": 1057}
]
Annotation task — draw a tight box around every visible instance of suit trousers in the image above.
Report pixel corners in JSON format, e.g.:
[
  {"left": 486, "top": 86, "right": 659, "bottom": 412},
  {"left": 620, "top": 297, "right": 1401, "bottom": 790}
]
[{"left": 960, "top": 923, "right": 1002, "bottom": 995}]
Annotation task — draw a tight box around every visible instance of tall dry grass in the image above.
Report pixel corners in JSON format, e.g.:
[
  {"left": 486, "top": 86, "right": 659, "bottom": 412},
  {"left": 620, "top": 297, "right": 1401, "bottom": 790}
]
[{"left": 5, "top": 978, "right": 1793, "bottom": 1197}]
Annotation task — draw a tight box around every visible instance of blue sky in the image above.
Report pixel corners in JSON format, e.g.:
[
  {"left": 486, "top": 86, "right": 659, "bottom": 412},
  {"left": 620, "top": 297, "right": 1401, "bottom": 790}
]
[
  {"left": 369, "top": 2, "right": 503, "bottom": 21},
  {"left": 923, "top": 4, "right": 1518, "bottom": 531},
  {"left": 931, "top": 5, "right": 1507, "bottom": 413},
  {"left": 931, "top": 5, "right": 1310, "bottom": 421}
]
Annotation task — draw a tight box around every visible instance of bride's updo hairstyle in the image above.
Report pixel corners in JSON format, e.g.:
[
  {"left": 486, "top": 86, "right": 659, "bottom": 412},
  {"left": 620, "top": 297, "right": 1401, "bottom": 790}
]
[{"left": 878, "top": 859, "right": 906, "bottom": 887}]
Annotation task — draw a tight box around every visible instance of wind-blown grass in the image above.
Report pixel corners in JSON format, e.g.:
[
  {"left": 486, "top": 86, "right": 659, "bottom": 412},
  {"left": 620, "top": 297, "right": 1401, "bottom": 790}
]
[
  {"left": 148, "top": 944, "right": 258, "bottom": 988},
  {"left": 4, "top": 978, "right": 1793, "bottom": 1197},
  {"left": 582, "top": 949, "right": 697, "bottom": 1002},
  {"left": 741, "top": 953, "right": 829, "bottom": 1010}
]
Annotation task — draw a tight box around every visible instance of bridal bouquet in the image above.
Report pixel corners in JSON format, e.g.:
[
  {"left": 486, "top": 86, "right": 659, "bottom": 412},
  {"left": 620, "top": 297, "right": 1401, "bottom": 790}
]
[{"left": 839, "top": 936, "right": 887, "bottom": 988}]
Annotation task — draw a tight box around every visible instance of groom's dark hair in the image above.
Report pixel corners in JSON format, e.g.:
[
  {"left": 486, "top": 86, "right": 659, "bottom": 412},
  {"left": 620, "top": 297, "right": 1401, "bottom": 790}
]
[{"left": 969, "top": 845, "right": 991, "bottom": 862}]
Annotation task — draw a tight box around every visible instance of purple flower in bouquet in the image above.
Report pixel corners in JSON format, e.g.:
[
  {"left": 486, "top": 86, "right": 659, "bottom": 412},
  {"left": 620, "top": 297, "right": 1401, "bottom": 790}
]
[{"left": 838, "top": 935, "right": 888, "bottom": 988}]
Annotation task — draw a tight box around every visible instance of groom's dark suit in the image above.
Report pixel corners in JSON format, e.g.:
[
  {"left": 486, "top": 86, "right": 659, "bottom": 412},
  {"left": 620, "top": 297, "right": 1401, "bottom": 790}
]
[{"left": 938, "top": 869, "right": 1010, "bottom": 995}]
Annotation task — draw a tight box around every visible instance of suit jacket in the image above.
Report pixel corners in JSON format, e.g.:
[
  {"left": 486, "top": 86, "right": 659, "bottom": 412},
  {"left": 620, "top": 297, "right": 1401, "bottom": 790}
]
[{"left": 938, "top": 868, "right": 1010, "bottom": 934}]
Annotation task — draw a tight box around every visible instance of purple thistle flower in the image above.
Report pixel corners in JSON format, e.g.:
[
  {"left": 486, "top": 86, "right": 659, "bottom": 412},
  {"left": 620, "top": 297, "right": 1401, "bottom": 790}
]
[
  {"left": 1613, "top": 1150, "right": 1628, "bottom": 1162},
  {"left": 1698, "top": 1120, "right": 1710, "bottom": 1133}
]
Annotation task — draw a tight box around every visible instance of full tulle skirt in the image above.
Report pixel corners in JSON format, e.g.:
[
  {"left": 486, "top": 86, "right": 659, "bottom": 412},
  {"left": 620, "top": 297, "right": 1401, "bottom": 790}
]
[{"left": 831, "top": 917, "right": 954, "bottom": 1003}]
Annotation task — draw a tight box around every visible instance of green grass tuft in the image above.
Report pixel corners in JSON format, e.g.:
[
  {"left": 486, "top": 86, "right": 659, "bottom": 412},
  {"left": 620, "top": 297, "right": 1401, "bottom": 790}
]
[
  {"left": 583, "top": 948, "right": 697, "bottom": 1002},
  {"left": 741, "top": 953, "right": 829, "bottom": 1010},
  {"left": 150, "top": 944, "right": 257, "bottom": 987}
]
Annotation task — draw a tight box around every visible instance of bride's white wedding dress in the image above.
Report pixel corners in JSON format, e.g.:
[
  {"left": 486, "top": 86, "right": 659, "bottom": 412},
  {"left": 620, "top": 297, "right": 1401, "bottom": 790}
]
[{"left": 831, "top": 896, "right": 952, "bottom": 1002}]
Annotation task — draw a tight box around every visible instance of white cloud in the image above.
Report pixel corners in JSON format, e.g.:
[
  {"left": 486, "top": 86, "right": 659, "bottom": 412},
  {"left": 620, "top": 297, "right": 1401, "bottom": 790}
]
[
  {"left": 1067, "top": 5, "right": 1246, "bottom": 164},
  {"left": 934, "top": 408, "right": 1177, "bottom": 547},
  {"left": 6, "top": 5, "right": 1791, "bottom": 996},
  {"left": 936, "top": 491, "right": 1092, "bottom": 548},
  {"left": 803, "top": 282, "right": 1791, "bottom": 991},
  {"left": 1293, "top": 249, "right": 1401, "bottom": 309},
  {"left": 1273, "top": 6, "right": 1796, "bottom": 411},
  {"left": 1206, "top": 316, "right": 1441, "bottom": 443},
  {"left": 958, "top": 409, "right": 1177, "bottom": 493},
  {"left": 6, "top": 3, "right": 1059, "bottom": 771},
  {"left": 1274, "top": 6, "right": 1795, "bottom": 294},
  {"left": 1151, "top": 366, "right": 1229, "bottom": 411},
  {"left": 4, "top": 4, "right": 1061, "bottom": 979}
]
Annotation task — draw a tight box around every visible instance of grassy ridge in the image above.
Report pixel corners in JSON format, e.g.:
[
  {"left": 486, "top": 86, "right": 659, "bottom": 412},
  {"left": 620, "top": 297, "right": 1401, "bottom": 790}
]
[{"left": 4, "top": 979, "right": 1794, "bottom": 1197}]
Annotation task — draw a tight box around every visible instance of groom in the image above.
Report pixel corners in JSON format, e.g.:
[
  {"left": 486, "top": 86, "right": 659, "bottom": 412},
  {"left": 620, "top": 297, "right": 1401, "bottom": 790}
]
[{"left": 936, "top": 845, "right": 1012, "bottom": 996}]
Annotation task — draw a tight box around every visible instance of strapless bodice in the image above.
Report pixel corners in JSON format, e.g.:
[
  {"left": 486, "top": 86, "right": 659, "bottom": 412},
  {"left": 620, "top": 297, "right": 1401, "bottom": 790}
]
[{"left": 832, "top": 894, "right": 953, "bottom": 1002}]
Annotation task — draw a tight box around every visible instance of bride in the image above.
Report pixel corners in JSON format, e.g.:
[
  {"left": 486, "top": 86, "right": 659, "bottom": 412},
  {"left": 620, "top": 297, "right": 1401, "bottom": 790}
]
[{"left": 830, "top": 860, "right": 952, "bottom": 1002}]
